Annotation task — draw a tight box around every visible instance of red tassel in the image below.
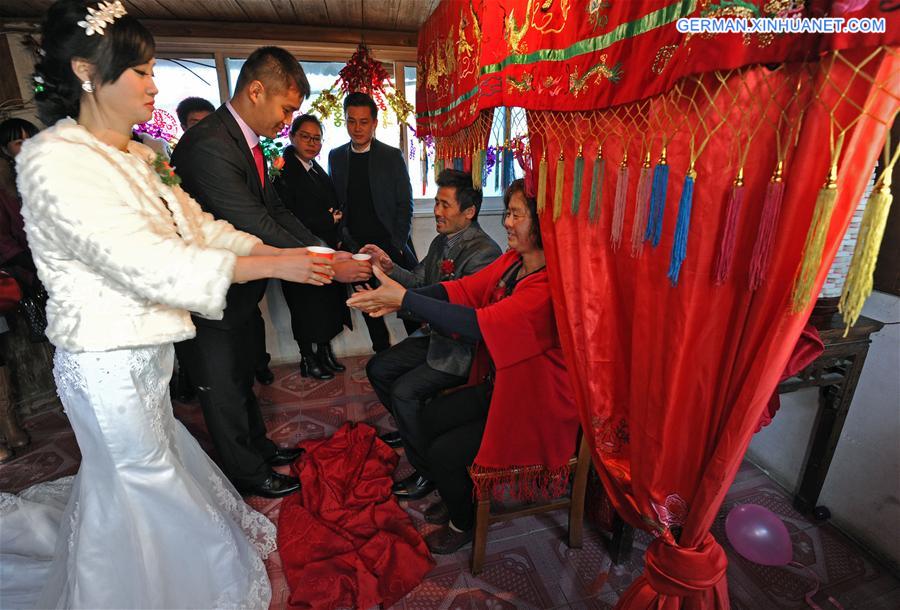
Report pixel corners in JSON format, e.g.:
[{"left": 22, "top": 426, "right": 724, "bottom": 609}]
[
  {"left": 463, "top": 152, "right": 472, "bottom": 173},
  {"left": 749, "top": 164, "right": 785, "bottom": 291},
  {"left": 630, "top": 154, "right": 653, "bottom": 257},
  {"left": 714, "top": 171, "right": 746, "bottom": 284}
]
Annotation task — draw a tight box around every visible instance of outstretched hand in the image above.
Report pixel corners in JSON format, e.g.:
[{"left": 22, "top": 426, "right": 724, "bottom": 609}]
[{"left": 346, "top": 265, "right": 405, "bottom": 317}]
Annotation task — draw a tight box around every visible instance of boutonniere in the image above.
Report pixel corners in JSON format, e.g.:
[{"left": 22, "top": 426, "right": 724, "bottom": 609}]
[
  {"left": 440, "top": 258, "right": 455, "bottom": 278},
  {"left": 268, "top": 155, "right": 285, "bottom": 180},
  {"left": 152, "top": 153, "right": 181, "bottom": 186}
]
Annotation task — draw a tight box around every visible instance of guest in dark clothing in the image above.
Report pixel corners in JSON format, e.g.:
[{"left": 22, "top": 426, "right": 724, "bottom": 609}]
[
  {"left": 274, "top": 115, "right": 350, "bottom": 379},
  {"left": 0, "top": 118, "right": 41, "bottom": 201},
  {"left": 176, "top": 96, "right": 215, "bottom": 131},
  {"left": 328, "top": 92, "right": 418, "bottom": 353}
]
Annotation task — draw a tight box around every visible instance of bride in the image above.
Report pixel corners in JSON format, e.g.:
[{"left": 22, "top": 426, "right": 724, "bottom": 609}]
[{"left": 0, "top": 1, "right": 334, "bottom": 607}]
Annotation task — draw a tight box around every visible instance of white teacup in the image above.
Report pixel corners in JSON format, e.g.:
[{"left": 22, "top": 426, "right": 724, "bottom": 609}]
[
  {"left": 307, "top": 246, "right": 336, "bottom": 260},
  {"left": 352, "top": 253, "right": 372, "bottom": 261}
]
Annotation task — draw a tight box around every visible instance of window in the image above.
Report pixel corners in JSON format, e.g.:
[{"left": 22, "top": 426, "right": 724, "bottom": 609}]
[{"left": 152, "top": 58, "right": 220, "bottom": 138}]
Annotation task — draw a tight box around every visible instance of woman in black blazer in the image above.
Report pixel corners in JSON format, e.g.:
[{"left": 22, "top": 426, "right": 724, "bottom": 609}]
[{"left": 274, "top": 115, "right": 351, "bottom": 379}]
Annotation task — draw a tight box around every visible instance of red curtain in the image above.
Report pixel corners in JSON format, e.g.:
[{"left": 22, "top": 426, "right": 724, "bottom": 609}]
[{"left": 534, "top": 47, "right": 899, "bottom": 609}]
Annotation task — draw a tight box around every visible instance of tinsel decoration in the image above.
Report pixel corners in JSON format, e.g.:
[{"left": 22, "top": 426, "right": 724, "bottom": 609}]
[
  {"left": 748, "top": 162, "right": 786, "bottom": 290},
  {"left": 135, "top": 108, "right": 179, "bottom": 145},
  {"left": 309, "top": 44, "right": 413, "bottom": 128},
  {"left": 537, "top": 154, "right": 549, "bottom": 213},
  {"left": 553, "top": 152, "right": 565, "bottom": 221},
  {"left": 571, "top": 146, "right": 585, "bottom": 216},
  {"left": 791, "top": 166, "right": 839, "bottom": 312},
  {"left": 667, "top": 169, "right": 697, "bottom": 286},
  {"left": 713, "top": 169, "right": 746, "bottom": 284},
  {"left": 645, "top": 147, "right": 670, "bottom": 247},
  {"left": 629, "top": 153, "right": 654, "bottom": 257},
  {"left": 839, "top": 143, "right": 900, "bottom": 332},
  {"left": 588, "top": 146, "right": 605, "bottom": 223},
  {"left": 612, "top": 153, "right": 629, "bottom": 234}
]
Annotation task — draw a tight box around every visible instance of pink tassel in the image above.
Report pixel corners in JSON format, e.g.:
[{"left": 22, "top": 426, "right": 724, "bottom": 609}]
[
  {"left": 749, "top": 164, "right": 786, "bottom": 290},
  {"left": 714, "top": 172, "right": 746, "bottom": 284},
  {"left": 613, "top": 156, "right": 629, "bottom": 250},
  {"left": 610, "top": 155, "right": 634, "bottom": 250},
  {"left": 630, "top": 156, "right": 653, "bottom": 257}
]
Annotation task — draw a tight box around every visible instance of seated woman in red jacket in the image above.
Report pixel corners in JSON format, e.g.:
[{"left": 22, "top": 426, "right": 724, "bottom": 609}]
[{"left": 347, "top": 179, "right": 579, "bottom": 554}]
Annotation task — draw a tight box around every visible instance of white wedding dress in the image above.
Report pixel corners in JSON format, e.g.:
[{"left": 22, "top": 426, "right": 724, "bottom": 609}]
[{"left": 0, "top": 344, "right": 275, "bottom": 609}]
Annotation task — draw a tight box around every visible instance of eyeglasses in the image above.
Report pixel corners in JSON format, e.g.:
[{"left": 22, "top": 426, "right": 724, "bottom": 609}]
[
  {"left": 296, "top": 133, "right": 322, "bottom": 144},
  {"left": 503, "top": 209, "right": 529, "bottom": 220}
]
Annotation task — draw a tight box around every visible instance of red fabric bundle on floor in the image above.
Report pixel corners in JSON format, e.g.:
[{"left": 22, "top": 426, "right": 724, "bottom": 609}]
[{"left": 277, "top": 423, "right": 434, "bottom": 609}]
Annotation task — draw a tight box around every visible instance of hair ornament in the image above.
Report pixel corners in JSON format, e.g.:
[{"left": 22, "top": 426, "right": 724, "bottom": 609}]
[{"left": 77, "top": 1, "right": 127, "bottom": 36}]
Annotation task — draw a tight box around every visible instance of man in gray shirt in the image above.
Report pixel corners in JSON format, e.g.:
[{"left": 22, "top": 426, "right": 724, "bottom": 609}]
[{"left": 361, "top": 170, "right": 502, "bottom": 500}]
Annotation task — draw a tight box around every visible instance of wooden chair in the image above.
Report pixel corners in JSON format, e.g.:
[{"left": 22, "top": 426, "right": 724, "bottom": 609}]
[{"left": 469, "top": 430, "right": 592, "bottom": 574}]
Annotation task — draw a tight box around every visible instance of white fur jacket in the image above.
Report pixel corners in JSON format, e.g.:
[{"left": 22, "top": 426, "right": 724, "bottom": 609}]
[{"left": 16, "top": 119, "right": 262, "bottom": 352}]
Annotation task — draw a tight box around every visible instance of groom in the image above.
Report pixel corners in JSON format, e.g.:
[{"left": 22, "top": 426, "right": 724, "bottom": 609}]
[{"left": 172, "top": 46, "right": 371, "bottom": 498}]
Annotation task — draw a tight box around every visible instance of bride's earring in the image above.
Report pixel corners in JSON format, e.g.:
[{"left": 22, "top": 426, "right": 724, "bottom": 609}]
[{"left": 81, "top": 80, "right": 94, "bottom": 93}]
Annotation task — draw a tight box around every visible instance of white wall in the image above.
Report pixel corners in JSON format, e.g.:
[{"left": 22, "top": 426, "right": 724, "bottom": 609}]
[
  {"left": 748, "top": 291, "right": 900, "bottom": 570},
  {"left": 259, "top": 201, "right": 509, "bottom": 361}
]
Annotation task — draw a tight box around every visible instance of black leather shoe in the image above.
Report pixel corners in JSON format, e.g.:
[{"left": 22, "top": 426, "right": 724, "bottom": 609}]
[
  {"left": 299, "top": 355, "right": 334, "bottom": 380},
  {"left": 425, "top": 526, "right": 473, "bottom": 554},
  {"left": 268, "top": 447, "right": 304, "bottom": 467},
  {"left": 255, "top": 366, "right": 275, "bottom": 385},
  {"left": 318, "top": 343, "right": 346, "bottom": 372},
  {"left": 241, "top": 472, "right": 300, "bottom": 498},
  {"left": 423, "top": 501, "right": 450, "bottom": 525},
  {"left": 379, "top": 431, "right": 403, "bottom": 448},
  {"left": 393, "top": 473, "right": 435, "bottom": 500}
]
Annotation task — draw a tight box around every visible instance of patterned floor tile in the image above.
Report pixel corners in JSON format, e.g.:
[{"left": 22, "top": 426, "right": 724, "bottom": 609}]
[{"left": 2, "top": 357, "right": 898, "bottom": 610}]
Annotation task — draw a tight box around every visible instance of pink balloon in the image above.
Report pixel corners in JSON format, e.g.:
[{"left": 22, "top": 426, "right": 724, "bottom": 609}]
[{"left": 725, "top": 504, "right": 792, "bottom": 566}]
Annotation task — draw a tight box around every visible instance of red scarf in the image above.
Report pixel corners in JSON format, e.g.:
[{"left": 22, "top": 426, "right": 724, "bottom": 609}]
[{"left": 442, "top": 251, "right": 580, "bottom": 498}]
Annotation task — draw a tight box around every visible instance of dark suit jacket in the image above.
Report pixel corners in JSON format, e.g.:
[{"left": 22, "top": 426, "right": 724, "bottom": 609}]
[
  {"left": 171, "top": 106, "right": 324, "bottom": 328},
  {"left": 328, "top": 138, "right": 416, "bottom": 267},
  {"left": 274, "top": 147, "right": 340, "bottom": 248},
  {"left": 390, "top": 222, "right": 502, "bottom": 377}
]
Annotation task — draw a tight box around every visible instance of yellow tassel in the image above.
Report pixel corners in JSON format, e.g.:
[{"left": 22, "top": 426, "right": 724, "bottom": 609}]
[
  {"left": 839, "top": 179, "right": 893, "bottom": 333},
  {"left": 553, "top": 153, "right": 565, "bottom": 221},
  {"left": 790, "top": 171, "right": 838, "bottom": 313},
  {"left": 472, "top": 148, "right": 484, "bottom": 190},
  {"left": 537, "top": 155, "right": 548, "bottom": 213}
]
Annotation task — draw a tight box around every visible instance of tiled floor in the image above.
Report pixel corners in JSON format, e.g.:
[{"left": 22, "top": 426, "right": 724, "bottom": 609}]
[{"left": 2, "top": 356, "right": 897, "bottom": 609}]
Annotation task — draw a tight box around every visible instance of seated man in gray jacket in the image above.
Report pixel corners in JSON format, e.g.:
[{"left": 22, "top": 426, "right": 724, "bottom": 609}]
[{"left": 361, "top": 169, "right": 501, "bottom": 500}]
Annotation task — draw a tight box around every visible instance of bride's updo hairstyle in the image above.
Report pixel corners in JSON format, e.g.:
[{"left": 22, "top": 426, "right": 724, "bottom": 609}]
[{"left": 33, "top": 0, "right": 155, "bottom": 125}]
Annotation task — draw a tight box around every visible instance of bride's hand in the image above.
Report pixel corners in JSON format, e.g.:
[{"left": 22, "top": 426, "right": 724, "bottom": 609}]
[{"left": 346, "top": 266, "right": 405, "bottom": 317}]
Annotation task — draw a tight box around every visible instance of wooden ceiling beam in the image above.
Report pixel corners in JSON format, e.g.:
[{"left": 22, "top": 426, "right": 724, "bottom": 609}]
[{"left": 143, "top": 19, "right": 417, "bottom": 46}]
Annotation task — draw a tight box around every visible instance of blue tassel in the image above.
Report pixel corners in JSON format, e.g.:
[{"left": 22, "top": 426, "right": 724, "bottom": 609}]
[
  {"left": 453, "top": 157, "right": 463, "bottom": 171},
  {"left": 494, "top": 148, "right": 502, "bottom": 190},
  {"left": 667, "top": 171, "right": 696, "bottom": 286},
  {"left": 645, "top": 159, "right": 670, "bottom": 247},
  {"left": 502, "top": 145, "right": 514, "bottom": 189}
]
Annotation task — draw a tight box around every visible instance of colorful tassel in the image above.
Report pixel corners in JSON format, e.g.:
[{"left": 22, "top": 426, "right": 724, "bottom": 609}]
[
  {"left": 453, "top": 157, "right": 464, "bottom": 171},
  {"left": 494, "top": 146, "right": 502, "bottom": 191},
  {"left": 553, "top": 153, "right": 565, "bottom": 221},
  {"left": 840, "top": 174, "right": 894, "bottom": 332},
  {"left": 667, "top": 170, "right": 696, "bottom": 286},
  {"left": 472, "top": 148, "right": 484, "bottom": 190},
  {"left": 629, "top": 153, "right": 654, "bottom": 257},
  {"left": 503, "top": 142, "right": 515, "bottom": 189},
  {"left": 790, "top": 169, "right": 839, "bottom": 313},
  {"left": 571, "top": 147, "right": 585, "bottom": 216},
  {"left": 645, "top": 147, "right": 670, "bottom": 247},
  {"left": 713, "top": 170, "right": 746, "bottom": 284},
  {"left": 420, "top": 141, "right": 428, "bottom": 196},
  {"left": 537, "top": 154, "right": 549, "bottom": 213},
  {"left": 588, "top": 146, "right": 605, "bottom": 223},
  {"left": 748, "top": 163, "right": 785, "bottom": 290},
  {"left": 612, "top": 153, "right": 629, "bottom": 236},
  {"left": 463, "top": 152, "right": 472, "bottom": 174}
]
